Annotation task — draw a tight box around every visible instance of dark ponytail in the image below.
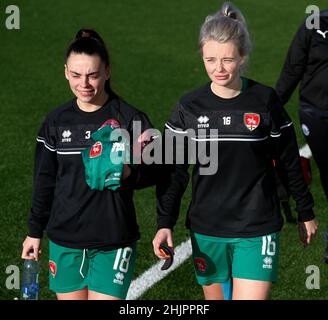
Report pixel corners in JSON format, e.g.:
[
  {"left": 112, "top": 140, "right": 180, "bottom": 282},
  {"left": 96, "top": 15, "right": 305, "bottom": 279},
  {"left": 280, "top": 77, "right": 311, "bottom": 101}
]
[{"left": 65, "top": 29, "right": 115, "bottom": 96}]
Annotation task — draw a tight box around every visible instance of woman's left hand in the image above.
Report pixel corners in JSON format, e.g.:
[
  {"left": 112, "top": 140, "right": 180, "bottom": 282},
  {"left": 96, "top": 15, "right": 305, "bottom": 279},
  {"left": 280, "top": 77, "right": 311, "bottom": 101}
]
[{"left": 298, "top": 219, "right": 318, "bottom": 246}]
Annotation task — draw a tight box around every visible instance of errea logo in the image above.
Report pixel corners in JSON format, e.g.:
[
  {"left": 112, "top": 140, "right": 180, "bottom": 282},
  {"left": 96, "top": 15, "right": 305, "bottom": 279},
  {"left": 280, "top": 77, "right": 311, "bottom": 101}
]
[
  {"left": 197, "top": 116, "right": 209, "bottom": 128},
  {"left": 114, "top": 272, "right": 125, "bottom": 285},
  {"left": 263, "top": 257, "right": 273, "bottom": 269},
  {"left": 61, "top": 130, "right": 72, "bottom": 143}
]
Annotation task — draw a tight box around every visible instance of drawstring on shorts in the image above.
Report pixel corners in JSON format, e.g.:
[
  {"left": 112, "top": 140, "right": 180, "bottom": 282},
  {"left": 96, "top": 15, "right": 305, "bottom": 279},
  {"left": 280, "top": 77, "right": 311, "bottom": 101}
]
[{"left": 80, "top": 249, "right": 87, "bottom": 278}]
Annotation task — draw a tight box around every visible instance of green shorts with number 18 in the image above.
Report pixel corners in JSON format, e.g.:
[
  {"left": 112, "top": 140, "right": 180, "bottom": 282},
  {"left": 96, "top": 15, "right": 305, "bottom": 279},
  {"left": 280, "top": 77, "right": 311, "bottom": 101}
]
[{"left": 49, "top": 240, "right": 136, "bottom": 299}]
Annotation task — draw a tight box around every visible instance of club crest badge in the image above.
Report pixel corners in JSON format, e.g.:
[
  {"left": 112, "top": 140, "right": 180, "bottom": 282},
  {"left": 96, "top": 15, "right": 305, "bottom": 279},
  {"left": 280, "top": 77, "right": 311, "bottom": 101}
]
[
  {"left": 49, "top": 261, "right": 57, "bottom": 278},
  {"left": 90, "top": 141, "right": 102, "bottom": 158},
  {"left": 194, "top": 257, "right": 206, "bottom": 273},
  {"left": 244, "top": 113, "right": 260, "bottom": 131}
]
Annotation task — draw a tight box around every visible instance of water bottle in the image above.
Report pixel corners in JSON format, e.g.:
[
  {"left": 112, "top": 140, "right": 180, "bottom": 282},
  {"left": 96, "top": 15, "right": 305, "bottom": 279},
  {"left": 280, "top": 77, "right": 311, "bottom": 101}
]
[{"left": 21, "top": 252, "right": 40, "bottom": 300}]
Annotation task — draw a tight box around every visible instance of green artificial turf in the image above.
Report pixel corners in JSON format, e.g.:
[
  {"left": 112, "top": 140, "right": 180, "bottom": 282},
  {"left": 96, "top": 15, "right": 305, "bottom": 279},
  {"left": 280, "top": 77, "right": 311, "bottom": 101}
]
[{"left": 0, "top": 0, "right": 327, "bottom": 300}]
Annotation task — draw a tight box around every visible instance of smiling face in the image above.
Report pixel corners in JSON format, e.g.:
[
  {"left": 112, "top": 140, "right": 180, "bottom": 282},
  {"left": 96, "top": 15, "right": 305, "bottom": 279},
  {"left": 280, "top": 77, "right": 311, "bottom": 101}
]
[
  {"left": 65, "top": 53, "right": 110, "bottom": 108},
  {"left": 202, "top": 40, "right": 245, "bottom": 90}
]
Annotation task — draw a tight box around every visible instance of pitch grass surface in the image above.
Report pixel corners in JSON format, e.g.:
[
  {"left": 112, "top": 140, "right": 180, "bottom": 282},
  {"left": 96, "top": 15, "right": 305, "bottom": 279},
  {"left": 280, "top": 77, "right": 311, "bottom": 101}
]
[{"left": 0, "top": 0, "right": 327, "bottom": 300}]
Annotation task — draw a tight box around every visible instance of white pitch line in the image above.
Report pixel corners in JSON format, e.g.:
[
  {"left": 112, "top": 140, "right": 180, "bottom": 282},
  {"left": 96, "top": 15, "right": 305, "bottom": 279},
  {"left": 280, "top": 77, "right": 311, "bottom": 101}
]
[
  {"left": 128, "top": 144, "right": 312, "bottom": 300},
  {"left": 126, "top": 238, "right": 192, "bottom": 300}
]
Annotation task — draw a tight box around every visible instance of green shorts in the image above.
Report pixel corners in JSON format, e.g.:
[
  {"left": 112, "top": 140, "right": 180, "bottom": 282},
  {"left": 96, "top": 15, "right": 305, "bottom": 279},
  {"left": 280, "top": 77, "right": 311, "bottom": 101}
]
[
  {"left": 190, "top": 232, "right": 279, "bottom": 285},
  {"left": 48, "top": 240, "right": 137, "bottom": 299}
]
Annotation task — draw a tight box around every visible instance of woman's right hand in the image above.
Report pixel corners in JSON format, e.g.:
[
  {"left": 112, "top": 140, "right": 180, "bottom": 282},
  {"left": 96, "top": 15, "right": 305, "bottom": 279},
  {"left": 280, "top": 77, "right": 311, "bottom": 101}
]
[
  {"left": 152, "top": 228, "right": 174, "bottom": 259},
  {"left": 21, "top": 236, "right": 41, "bottom": 261}
]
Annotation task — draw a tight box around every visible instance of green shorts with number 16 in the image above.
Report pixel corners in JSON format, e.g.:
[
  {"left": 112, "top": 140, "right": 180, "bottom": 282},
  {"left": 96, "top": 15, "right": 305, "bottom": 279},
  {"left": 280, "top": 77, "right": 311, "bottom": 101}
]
[{"left": 191, "top": 232, "right": 279, "bottom": 285}]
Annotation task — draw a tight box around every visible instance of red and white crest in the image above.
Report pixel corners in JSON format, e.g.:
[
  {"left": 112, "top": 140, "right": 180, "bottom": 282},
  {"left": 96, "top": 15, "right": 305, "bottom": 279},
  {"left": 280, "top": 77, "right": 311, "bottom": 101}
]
[
  {"left": 49, "top": 261, "right": 57, "bottom": 278},
  {"left": 244, "top": 113, "right": 260, "bottom": 131},
  {"left": 90, "top": 141, "right": 102, "bottom": 158},
  {"left": 194, "top": 257, "right": 206, "bottom": 273}
]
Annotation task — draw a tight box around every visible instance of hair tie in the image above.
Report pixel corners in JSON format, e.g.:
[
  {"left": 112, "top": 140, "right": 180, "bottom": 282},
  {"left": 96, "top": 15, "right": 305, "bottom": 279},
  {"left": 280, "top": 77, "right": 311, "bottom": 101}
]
[
  {"left": 224, "top": 11, "right": 237, "bottom": 20},
  {"left": 81, "top": 31, "right": 92, "bottom": 38}
]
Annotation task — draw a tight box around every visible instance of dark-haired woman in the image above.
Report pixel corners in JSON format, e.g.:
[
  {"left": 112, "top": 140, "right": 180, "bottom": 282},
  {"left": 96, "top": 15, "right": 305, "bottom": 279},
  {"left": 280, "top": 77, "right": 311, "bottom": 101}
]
[{"left": 21, "top": 29, "right": 155, "bottom": 300}]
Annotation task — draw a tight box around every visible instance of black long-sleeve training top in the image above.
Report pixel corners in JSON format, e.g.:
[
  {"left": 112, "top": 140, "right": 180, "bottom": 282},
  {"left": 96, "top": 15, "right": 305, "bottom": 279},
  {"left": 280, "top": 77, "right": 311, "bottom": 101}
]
[
  {"left": 157, "top": 79, "right": 315, "bottom": 237},
  {"left": 28, "top": 94, "right": 156, "bottom": 250},
  {"left": 276, "top": 10, "right": 328, "bottom": 110}
]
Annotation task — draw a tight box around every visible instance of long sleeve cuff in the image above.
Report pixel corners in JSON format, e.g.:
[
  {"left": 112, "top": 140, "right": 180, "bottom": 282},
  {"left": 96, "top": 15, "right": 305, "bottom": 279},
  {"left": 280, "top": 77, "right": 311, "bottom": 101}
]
[
  {"left": 297, "top": 209, "right": 315, "bottom": 222},
  {"left": 28, "top": 209, "right": 49, "bottom": 239}
]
